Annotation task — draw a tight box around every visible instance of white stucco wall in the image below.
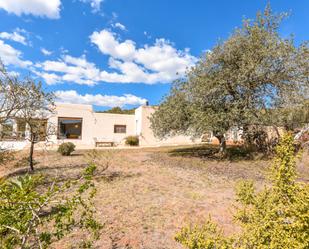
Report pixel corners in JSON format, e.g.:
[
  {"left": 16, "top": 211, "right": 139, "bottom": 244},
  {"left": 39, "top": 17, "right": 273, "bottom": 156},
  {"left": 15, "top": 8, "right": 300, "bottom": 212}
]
[
  {"left": 48, "top": 103, "right": 95, "bottom": 146},
  {"left": 52, "top": 103, "right": 198, "bottom": 147},
  {"left": 1, "top": 103, "right": 202, "bottom": 150},
  {"left": 48, "top": 103, "right": 135, "bottom": 146},
  {"left": 135, "top": 107, "right": 142, "bottom": 136},
  {"left": 136, "top": 106, "right": 200, "bottom": 146},
  {"left": 0, "top": 141, "right": 28, "bottom": 150},
  {"left": 93, "top": 113, "right": 135, "bottom": 144}
]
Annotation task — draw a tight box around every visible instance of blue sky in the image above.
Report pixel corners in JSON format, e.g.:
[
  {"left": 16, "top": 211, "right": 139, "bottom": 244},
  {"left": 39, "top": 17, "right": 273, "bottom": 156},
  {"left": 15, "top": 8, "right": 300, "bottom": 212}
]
[{"left": 0, "top": 0, "right": 308, "bottom": 110}]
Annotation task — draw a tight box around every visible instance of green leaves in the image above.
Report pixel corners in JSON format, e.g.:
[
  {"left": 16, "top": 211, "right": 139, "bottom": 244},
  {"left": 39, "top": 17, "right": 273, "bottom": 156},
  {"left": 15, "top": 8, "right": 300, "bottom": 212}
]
[
  {"left": 83, "top": 163, "right": 97, "bottom": 179},
  {"left": 271, "top": 134, "right": 297, "bottom": 196},
  {"left": 151, "top": 4, "right": 308, "bottom": 153},
  {"left": 57, "top": 142, "right": 76, "bottom": 156},
  {"left": 0, "top": 162, "right": 102, "bottom": 248},
  {"left": 176, "top": 133, "right": 309, "bottom": 249},
  {"left": 234, "top": 133, "right": 308, "bottom": 248},
  {"left": 235, "top": 180, "right": 255, "bottom": 205},
  {"left": 175, "top": 218, "right": 231, "bottom": 249}
]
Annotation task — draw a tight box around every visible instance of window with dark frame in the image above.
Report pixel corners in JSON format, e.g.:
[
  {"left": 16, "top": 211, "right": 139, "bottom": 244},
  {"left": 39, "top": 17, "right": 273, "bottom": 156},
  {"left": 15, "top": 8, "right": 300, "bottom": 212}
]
[
  {"left": 1, "top": 119, "right": 14, "bottom": 140},
  {"left": 36, "top": 120, "right": 48, "bottom": 141},
  {"left": 58, "top": 117, "right": 82, "bottom": 139},
  {"left": 114, "top": 125, "right": 126, "bottom": 134},
  {"left": 17, "top": 119, "right": 26, "bottom": 139}
]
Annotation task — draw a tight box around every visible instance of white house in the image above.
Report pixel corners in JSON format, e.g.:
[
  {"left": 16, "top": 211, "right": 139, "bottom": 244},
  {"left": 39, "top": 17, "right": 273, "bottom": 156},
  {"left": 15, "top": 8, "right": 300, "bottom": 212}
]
[{"left": 0, "top": 103, "right": 200, "bottom": 150}]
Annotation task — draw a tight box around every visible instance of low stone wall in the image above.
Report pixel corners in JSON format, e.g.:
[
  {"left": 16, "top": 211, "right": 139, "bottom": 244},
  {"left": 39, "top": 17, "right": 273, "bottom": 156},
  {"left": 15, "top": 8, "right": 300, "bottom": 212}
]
[{"left": 0, "top": 141, "right": 28, "bottom": 151}]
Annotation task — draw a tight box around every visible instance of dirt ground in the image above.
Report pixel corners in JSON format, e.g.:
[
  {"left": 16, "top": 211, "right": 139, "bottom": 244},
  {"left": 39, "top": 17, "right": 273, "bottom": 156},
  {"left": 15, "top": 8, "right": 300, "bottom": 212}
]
[{"left": 1, "top": 145, "right": 309, "bottom": 249}]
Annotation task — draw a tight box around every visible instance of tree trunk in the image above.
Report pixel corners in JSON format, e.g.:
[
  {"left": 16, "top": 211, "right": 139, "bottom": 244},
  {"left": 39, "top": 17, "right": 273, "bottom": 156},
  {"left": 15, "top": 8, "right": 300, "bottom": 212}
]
[
  {"left": 29, "top": 140, "right": 34, "bottom": 171},
  {"left": 273, "top": 125, "right": 281, "bottom": 139},
  {"left": 294, "top": 125, "right": 309, "bottom": 141},
  {"left": 215, "top": 134, "right": 227, "bottom": 155}
]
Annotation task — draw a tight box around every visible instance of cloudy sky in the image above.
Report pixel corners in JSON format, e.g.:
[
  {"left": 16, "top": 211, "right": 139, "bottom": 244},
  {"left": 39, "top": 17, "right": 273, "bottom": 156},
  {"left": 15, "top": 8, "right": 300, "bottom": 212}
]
[{"left": 0, "top": 0, "right": 308, "bottom": 110}]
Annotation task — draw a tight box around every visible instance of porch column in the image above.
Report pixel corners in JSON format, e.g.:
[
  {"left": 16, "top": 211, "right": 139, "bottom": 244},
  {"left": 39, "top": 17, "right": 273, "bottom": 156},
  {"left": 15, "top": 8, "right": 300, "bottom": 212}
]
[
  {"left": 25, "top": 123, "right": 31, "bottom": 140},
  {"left": 13, "top": 119, "right": 18, "bottom": 134}
]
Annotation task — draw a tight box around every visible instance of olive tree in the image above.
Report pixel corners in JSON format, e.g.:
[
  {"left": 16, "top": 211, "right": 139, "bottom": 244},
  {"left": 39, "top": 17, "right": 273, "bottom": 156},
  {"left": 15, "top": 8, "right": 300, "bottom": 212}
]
[
  {"left": 18, "top": 80, "right": 55, "bottom": 171},
  {"left": 150, "top": 5, "right": 309, "bottom": 153}
]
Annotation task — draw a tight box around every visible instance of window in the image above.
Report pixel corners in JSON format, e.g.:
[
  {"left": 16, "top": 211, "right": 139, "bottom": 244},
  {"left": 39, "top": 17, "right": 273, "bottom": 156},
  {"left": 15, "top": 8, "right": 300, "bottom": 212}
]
[
  {"left": 1, "top": 119, "right": 14, "bottom": 140},
  {"left": 58, "top": 118, "right": 82, "bottom": 139},
  {"left": 114, "top": 125, "right": 126, "bottom": 134},
  {"left": 17, "top": 119, "right": 26, "bottom": 139},
  {"left": 35, "top": 120, "right": 47, "bottom": 141}
]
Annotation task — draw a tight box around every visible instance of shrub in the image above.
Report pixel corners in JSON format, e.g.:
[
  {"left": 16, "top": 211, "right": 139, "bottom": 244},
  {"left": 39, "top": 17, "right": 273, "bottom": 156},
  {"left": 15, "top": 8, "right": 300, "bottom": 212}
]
[
  {"left": 0, "top": 163, "right": 102, "bottom": 248},
  {"left": 57, "top": 142, "right": 76, "bottom": 156},
  {"left": 175, "top": 218, "right": 231, "bottom": 249},
  {"left": 125, "top": 136, "right": 139, "bottom": 146},
  {"left": 242, "top": 126, "right": 279, "bottom": 153},
  {"left": 176, "top": 133, "right": 309, "bottom": 249},
  {"left": 84, "top": 149, "right": 114, "bottom": 173}
]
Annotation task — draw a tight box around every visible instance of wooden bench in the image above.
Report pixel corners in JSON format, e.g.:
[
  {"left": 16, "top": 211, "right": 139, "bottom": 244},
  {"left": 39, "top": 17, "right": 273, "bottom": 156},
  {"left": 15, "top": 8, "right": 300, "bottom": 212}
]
[
  {"left": 95, "top": 141, "right": 114, "bottom": 147},
  {"left": 93, "top": 137, "right": 115, "bottom": 147}
]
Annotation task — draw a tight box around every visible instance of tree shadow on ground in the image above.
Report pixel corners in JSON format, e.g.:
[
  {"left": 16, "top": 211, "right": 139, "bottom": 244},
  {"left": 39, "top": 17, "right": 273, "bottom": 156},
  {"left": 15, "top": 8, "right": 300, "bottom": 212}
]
[
  {"left": 2, "top": 164, "right": 87, "bottom": 179},
  {"left": 168, "top": 144, "right": 268, "bottom": 161},
  {"left": 39, "top": 170, "right": 142, "bottom": 188},
  {"left": 2, "top": 162, "right": 141, "bottom": 185}
]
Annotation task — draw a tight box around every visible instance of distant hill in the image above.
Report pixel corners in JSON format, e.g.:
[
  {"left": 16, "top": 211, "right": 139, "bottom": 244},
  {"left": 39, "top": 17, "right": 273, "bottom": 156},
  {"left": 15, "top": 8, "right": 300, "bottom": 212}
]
[{"left": 96, "top": 107, "right": 135, "bottom": 115}]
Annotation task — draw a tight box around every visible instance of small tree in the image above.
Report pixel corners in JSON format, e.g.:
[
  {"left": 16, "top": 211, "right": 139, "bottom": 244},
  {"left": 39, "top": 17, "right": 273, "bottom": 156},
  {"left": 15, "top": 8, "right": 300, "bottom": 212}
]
[
  {"left": 0, "top": 62, "right": 31, "bottom": 163},
  {"left": 176, "top": 133, "right": 309, "bottom": 248},
  {"left": 18, "top": 80, "right": 55, "bottom": 171},
  {"left": 150, "top": 5, "right": 308, "bottom": 154},
  {"left": 0, "top": 61, "right": 25, "bottom": 125}
]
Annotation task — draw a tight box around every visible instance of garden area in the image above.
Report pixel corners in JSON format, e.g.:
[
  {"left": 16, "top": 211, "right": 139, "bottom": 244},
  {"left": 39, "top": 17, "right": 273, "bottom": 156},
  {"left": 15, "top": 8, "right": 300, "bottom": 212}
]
[
  {"left": 1, "top": 141, "right": 308, "bottom": 248},
  {"left": 1, "top": 3, "right": 308, "bottom": 248}
]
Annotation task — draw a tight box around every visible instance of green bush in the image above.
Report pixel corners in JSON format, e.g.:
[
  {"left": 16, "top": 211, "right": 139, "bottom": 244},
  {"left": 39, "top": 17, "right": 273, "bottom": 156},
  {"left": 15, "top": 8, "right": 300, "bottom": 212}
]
[
  {"left": 175, "top": 218, "right": 231, "bottom": 249},
  {"left": 125, "top": 136, "right": 139, "bottom": 146},
  {"left": 57, "top": 142, "right": 76, "bottom": 156},
  {"left": 0, "top": 163, "right": 102, "bottom": 248},
  {"left": 176, "top": 133, "right": 309, "bottom": 249}
]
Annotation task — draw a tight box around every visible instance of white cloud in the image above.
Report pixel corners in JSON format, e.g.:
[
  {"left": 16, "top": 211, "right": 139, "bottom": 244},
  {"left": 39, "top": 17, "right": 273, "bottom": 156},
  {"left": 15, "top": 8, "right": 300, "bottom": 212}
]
[
  {"left": 90, "top": 29, "right": 197, "bottom": 82},
  {"left": 36, "top": 55, "right": 101, "bottom": 85},
  {"left": 0, "top": 31, "right": 27, "bottom": 45},
  {"left": 35, "top": 54, "right": 179, "bottom": 85},
  {"left": 112, "top": 22, "right": 126, "bottom": 31},
  {"left": 41, "top": 48, "right": 53, "bottom": 56},
  {"left": 135, "top": 39, "right": 195, "bottom": 76},
  {"left": 80, "top": 0, "right": 103, "bottom": 12},
  {"left": 0, "top": 39, "right": 32, "bottom": 67},
  {"left": 55, "top": 90, "right": 147, "bottom": 107},
  {"left": 34, "top": 30, "right": 196, "bottom": 85},
  {"left": 0, "top": 0, "right": 61, "bottom": 19},
  {"left": 90, "top": 30, "right": 136, "bottom": 61},
  {"left": 33, "top": 71, "right": 60, "bottom": 85}
]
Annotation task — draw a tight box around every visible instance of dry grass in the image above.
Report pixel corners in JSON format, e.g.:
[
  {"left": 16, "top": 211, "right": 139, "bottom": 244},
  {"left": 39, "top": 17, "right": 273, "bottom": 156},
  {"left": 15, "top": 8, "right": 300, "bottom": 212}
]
[{"left": 1, "top": 145, "right": 308, "bottom": 249}]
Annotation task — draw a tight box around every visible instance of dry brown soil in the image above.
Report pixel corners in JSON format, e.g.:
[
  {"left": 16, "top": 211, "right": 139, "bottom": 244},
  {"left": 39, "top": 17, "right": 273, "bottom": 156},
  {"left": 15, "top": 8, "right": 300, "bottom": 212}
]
[{"left": 1, "top": 145, "right": 308, "bottom": 249}]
